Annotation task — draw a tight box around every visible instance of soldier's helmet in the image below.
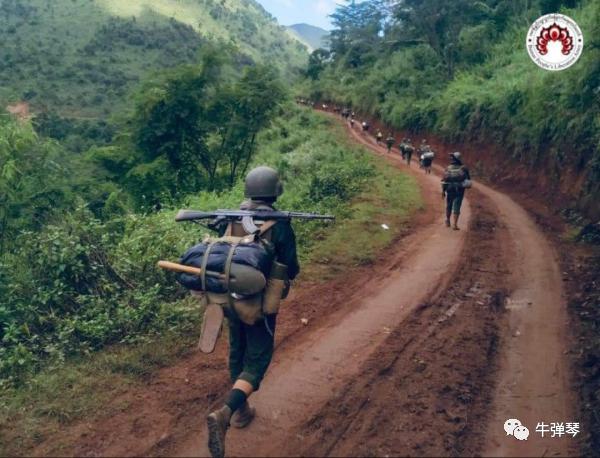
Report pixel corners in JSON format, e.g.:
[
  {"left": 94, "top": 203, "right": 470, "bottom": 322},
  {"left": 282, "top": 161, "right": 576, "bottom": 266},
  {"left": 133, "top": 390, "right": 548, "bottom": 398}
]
[
  {"left": 450, "top": 152, "right": 462, "bottom": 162},
  {"left": 245, "top": 166, "right": 283, "bottom": 199}
]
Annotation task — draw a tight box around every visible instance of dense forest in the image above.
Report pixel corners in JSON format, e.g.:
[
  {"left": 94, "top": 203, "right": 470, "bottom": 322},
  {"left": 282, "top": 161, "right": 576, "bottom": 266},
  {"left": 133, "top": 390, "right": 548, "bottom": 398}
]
[{"left": 302, "top": 0, "right": 600, "bottom": 220}]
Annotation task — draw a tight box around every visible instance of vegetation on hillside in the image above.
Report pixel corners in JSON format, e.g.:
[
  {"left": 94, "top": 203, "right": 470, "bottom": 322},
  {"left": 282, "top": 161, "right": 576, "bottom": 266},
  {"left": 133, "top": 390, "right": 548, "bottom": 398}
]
[
  {"left": 0, "top": 0, "right": 308, "bottom": 122},
  {"left": 302, "top": 0, "right": 600, "bottom": 219}
]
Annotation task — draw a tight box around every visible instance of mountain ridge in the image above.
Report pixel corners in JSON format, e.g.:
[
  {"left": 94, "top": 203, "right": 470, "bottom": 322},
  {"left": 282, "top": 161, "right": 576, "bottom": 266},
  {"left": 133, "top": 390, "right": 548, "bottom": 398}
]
[
  {"left": 0, "top": 0, "right": 308, "bottom": 118},
  {"left": 287, "top": 23, "right": 329, "bottom": 51}
]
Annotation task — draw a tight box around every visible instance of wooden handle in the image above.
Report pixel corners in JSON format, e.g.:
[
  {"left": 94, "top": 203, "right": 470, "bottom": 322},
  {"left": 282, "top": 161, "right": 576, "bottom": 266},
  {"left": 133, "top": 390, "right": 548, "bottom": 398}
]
[{"left": 158, "top": 260, "right": 203, "bottom": 276}]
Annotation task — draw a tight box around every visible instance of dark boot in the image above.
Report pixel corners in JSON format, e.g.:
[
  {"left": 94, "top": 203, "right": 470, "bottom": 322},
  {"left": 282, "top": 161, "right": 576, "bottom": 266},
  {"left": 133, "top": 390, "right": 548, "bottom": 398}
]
[
  {"left": 231, "top": 401, "right": 256, "bottom": 429},
  {"left": 207, "top": 406, "right": 231, "bottom": 458}
]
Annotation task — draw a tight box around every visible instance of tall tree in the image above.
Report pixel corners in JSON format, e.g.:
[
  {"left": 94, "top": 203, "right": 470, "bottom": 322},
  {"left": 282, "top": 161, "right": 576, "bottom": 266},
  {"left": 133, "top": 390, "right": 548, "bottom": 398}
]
[
  {"left": 0, "top": 119, "right": 71, "bottom": 254},
  {"left": 213, "top": 65, "right": 285, "bottom": 186},
  {"left": 393, "top": 0, "right": 487, "bottom": 78},
  {"left": 329, "top": 0, "right": 387, "bottom": 68},
  {"left": 129, "top": 51, "right": 225, "bottom": 201},
  {"left": 108, "top": 51, "right": 286, "bottom": 206}
]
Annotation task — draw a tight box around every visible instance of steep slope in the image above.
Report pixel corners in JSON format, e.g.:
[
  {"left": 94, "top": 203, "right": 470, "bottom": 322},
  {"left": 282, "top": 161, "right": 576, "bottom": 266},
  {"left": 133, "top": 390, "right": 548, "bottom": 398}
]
[
  {"left": 0, "top": 0, "right": 308, "bottom": 118},
  {"left": 287, "top": 23, "right": 329, "bottom": 51}
]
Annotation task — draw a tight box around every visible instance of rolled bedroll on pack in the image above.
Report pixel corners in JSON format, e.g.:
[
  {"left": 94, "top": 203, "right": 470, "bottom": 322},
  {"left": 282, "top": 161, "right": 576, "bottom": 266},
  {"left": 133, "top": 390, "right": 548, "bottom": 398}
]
[{"left": 157, "top": 261, "right": 266, "bottom": 296}]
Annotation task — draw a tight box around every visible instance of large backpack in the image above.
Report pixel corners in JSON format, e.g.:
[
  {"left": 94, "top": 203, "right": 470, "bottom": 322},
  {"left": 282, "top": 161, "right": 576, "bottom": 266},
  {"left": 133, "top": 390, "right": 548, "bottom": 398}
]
[
  {"left": 177, "top": 222, "right": 275, "bottom": 295},
  {"left": 178, "top": 206, "right": 287, "bottom": 325},
  {"left": 444, "top": 164, "right": 467, "bottom": 189}
]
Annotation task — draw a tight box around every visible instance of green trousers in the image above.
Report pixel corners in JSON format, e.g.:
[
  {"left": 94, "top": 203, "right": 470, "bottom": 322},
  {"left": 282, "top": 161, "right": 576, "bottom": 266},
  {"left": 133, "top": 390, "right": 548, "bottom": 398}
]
[{"left": 225, "top": 310, "right": 277, "bottom": 391}]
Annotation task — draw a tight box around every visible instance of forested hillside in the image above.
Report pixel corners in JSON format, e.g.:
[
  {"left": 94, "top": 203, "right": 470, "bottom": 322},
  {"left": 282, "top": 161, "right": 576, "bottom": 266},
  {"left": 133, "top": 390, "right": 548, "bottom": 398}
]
[
  {"left": 302, "top": 0, "right": 600, "bottom": 220},
  {"left": 0, "top": 0, "right": 308, "bottom": 121},
  {"left": 0, "top": 3, "right": 313, "bottom": 391}
]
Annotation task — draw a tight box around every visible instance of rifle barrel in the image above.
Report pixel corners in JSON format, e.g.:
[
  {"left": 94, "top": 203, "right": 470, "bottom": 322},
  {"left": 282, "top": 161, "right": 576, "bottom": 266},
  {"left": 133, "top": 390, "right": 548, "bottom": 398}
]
[{"left": 175, "top": 209, "right": 335, "bottom": 223}]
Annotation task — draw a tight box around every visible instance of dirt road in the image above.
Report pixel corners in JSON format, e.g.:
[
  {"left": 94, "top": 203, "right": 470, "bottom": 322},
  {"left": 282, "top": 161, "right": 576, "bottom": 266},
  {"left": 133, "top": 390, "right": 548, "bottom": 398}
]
[
  {"left": 347, "top": 125, "right": 577, "bottom": 457},
  {"left": 480, "top": 186, "right": 574, "bottom": 457},
  {"left": 32, "top": 115, "right": 577, "bottom": 457},
  {"left": 168, "top": 118, "right": 576, "bottom": 457}
]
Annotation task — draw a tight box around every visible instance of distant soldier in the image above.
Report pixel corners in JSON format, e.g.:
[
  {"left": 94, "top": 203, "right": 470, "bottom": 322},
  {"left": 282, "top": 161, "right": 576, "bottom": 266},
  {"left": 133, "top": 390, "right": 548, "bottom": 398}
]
[
  {"left": 421, "top": 150, "right": 435, "bottom": 174},
  {"left": 362, "top": 121, "right": 369, "bottom": 132},
  {"left": 404, "top": 139, "right": 414, "bottom": 166},
  {"left": 399, "top": 137, "right": 408, "bottom": 159},
  {"left": 350, "top": 117, "right": 355, "bottom": 128},
  {"left": 206, "top": 167, "right": 300, "bottom": 458},
  {"left": 376, "top": 130, "right": 383, "bottom": 145},
  {"left": 418, "top": 139, "right": 429, "bottom": 168},
  {"left": 385, "top": 133, "right": 395, "bottom": 154},
  {"left": 442, "top": 152, "right": 471, "bottom": 230}
]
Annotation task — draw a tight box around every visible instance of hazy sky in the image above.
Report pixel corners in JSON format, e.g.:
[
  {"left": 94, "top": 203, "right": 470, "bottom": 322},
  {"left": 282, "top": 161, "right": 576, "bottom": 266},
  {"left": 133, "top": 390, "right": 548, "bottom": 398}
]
[{"left": 255, "top": 0, "right": 338, "bottom": 30}]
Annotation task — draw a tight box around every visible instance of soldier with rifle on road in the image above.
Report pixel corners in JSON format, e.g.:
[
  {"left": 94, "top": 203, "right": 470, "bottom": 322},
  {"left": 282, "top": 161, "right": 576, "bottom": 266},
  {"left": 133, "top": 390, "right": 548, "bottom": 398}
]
[
  {"left": 160, "top": 167, "right": 334, "bottom": 458},
  {"left": 442, "top": 152, "right": 472, "bottom": 230},
  {"left": 204, "top": 167, "right": 299, "bottom": 457},
  {"left": 404, "top": 139, "right": 415, "bottom": 166},
  {"left": 386, "top": 133, "right": 395, "bottom": 154}
]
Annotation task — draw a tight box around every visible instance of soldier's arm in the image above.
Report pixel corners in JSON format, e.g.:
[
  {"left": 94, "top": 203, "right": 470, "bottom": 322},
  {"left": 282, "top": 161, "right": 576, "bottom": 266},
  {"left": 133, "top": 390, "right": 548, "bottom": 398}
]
[{"left": 273, "top": 222, "right": 300, "bottom": 280}]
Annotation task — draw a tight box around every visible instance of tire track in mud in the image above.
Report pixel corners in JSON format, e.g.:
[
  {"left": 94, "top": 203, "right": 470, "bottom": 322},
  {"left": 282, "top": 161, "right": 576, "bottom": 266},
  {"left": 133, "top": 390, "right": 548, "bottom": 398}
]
[{"left": 479, "top": 187, "right": 576, "bottom": 457}]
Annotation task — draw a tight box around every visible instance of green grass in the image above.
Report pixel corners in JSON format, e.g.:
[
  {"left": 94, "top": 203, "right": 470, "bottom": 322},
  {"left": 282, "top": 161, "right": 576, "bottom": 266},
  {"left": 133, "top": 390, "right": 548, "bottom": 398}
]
[{"left": 306, "top": 159, "right": 422, "bottom": 280}]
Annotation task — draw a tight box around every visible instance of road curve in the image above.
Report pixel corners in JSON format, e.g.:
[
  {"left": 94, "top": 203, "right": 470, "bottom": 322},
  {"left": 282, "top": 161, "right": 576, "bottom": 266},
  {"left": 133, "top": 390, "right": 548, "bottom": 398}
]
[
  {"left": 177, "top": 116, "right": 574, "bottom": 457},
  {"left": 350, "top": 120, "right": 574, "bottom": 457}
]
